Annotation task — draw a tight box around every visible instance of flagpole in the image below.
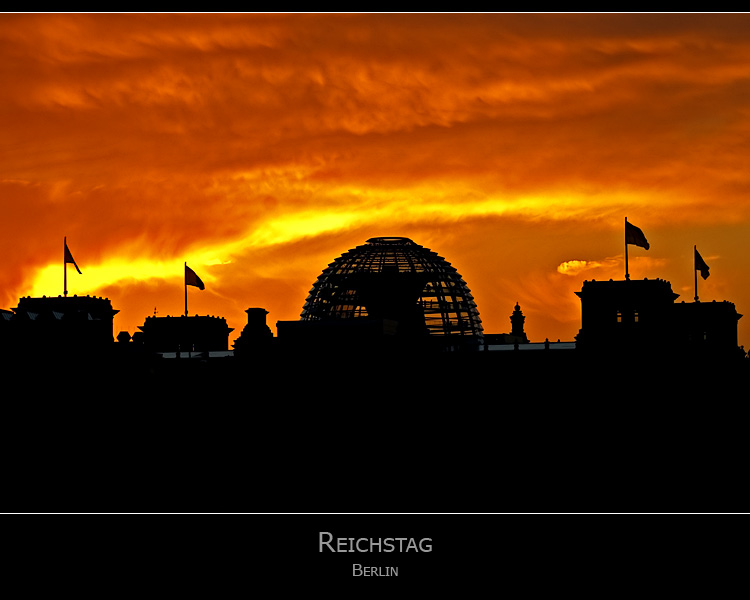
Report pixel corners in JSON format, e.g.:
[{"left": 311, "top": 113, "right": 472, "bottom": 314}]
[
  {"left": 184, "top": 262, "right": 188, "bottom": 317},
  {"left": 624, "top": 217, "right": 630, "bottom": 280},
  {"left": 694, "top": 245, "right": 699, "bottom": 302},
  {"left": 64, "top": 236, "right": 68, "bottom": 297}
]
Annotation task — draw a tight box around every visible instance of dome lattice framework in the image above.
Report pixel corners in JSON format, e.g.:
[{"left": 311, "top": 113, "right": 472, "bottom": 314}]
[{"left": 301, "top": 237, "right": 484, "bottom": 346}]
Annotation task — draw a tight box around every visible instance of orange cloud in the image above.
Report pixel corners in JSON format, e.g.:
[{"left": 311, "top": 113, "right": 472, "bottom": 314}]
[{"left": 3, "top": 14, "right": 750, "bottom": 349}]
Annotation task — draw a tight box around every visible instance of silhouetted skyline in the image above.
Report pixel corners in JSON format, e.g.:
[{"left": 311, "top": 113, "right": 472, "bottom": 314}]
[
  {"left": 1, "top": 231, "right": 744, "bottom": 375},
  {"left": 3, "top": 14, "right": 750, "bottom": 351}
]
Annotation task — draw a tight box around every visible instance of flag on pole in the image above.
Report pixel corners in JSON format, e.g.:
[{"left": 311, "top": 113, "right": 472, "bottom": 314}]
[
  {"left": 185, "top": 264, "right": 205, "bottom": 290},
  {"left": 625, "top": 221, "right": 650, "bottom": 250},
  {"left": 64, "top": 239, "right": 82, "bottom": 274},
  {"left": 695, "top": 247, "right": 710, "bottom": 280}
]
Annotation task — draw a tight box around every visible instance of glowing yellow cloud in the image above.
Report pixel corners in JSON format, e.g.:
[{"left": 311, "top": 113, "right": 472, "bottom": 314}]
[
  {"left": 557, "top": 260, "right": 599, "bottom": 276},
  {"left": 28, "top": 257, "right": 215, "bottom": 299}
]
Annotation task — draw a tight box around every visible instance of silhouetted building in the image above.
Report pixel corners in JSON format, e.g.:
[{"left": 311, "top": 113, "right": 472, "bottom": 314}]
[
  {"left": 277, "top": 317, "right": 401, "bottom": 354},
  {"left": 0, "top": 295, "right": 118, "bottom": 357},
  {"left": 278, "top": 236, "right": 484, "bottom": 351},
  {"left": 138, "top": 314, "right": 233, "bottom": 355},
  {"left": 509, "top": 301, "right": 528, "bottom": 342},
  {"left": 575, "top": 277, "right": 742, "bottom": 360},
  {"left": 672, "top": 300, "right": 743, "bottom": 359},
  {"left": 575, "top": 278, "right": 678, "bottom": 352},
  {"left": 484, "top": 302, "right": 530, "bottom": 345},
  {"left": 233, "top": 307, "right": 274, "bottom": 357}
]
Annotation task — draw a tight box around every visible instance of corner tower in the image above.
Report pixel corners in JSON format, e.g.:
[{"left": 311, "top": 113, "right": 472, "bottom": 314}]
[{"left": 575, "top": 278, "right": 678, "bottom": 352}]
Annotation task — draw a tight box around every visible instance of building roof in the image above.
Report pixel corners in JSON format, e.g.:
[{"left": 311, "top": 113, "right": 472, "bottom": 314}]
[{"left": 300, "top": 236, "right": 484, "bottom": 343}]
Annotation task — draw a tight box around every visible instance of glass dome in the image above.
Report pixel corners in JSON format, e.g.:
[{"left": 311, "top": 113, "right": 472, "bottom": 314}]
[{"left": 301, "top": 237, "right": 483, "bottom": 348}]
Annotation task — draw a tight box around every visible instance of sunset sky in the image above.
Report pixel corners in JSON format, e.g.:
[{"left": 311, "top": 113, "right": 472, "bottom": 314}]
[{"left": 3, "top": 13, "right": 750, "bottom": 350}]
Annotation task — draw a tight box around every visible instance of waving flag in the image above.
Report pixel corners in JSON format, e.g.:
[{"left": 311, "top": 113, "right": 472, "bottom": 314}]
[
  {"left": 625, "top": 220, "right": 650, "bottom": 250},
  {"left": 185, "top": 264, "right": 205, "bottom": 290},
  {"left": 64, "top": 238, "right": 82, "bottom": 274},
  {"left": 695, "top": 247, "right": 710, "bottom": 280}
]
